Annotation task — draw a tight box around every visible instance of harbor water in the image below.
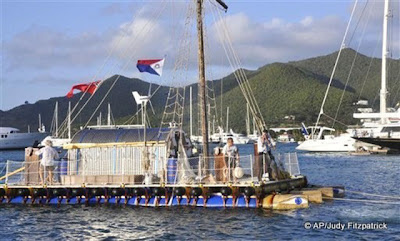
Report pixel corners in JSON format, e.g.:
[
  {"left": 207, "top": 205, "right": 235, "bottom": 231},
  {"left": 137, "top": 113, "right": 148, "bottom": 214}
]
[{"left": 0, "top": 144, "right": 399, "bottom": 240}]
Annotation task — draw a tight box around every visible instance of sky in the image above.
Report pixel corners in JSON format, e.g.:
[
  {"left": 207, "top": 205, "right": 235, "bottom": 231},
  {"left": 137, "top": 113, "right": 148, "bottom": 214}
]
[{"left": 1, "top": 0, "right": 399, "bottom": 111}]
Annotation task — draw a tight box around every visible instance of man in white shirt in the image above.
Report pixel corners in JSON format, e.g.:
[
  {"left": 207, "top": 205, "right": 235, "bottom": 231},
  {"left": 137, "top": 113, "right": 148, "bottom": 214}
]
[
  {"left": 256, "top": 130, "right": 276, "bottom": 181},
  {"left": 222, "top": 138, "right": 239, "bottom": 182},
  {"left": 35, "top": 140, "right": 59, "bottom": 185}
]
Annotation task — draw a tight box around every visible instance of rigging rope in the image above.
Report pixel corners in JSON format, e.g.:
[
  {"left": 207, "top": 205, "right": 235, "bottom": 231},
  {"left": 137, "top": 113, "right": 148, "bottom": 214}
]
[
  {"left": 59, "top": 1, "right": 167, "bottom": 136},
  {"left": 331, "top": 0, "right": 371, "bottom": 128},
  {"left": 57, "top": 3, "right": 149, "bottom": 135},
  {"left": 79, "top": 1, "right": 168, "bottom": 132},
  {"left": 313, "top": 0, "right": 359, "bottom": 135},
  {"left": 358, "top": 34, "right": 381, "bottom": 101},
  {"left": 159, "top": 2, "right": 194, "bottom": 133},
  {"left": 209, "top": 0, "right": 266, "bottom": 133}
]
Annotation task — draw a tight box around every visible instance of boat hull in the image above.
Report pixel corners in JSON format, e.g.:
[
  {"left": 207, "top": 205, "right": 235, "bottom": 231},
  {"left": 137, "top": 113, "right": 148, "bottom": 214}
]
[
  {"left": 0, "top": 132, "right": 49, "bottom": 150},
  {"left": 296, "top": 136, "right": 356, "bottom": 152},
  {"left": 354, "top": 137, "right": 400, "bottom": 151}
]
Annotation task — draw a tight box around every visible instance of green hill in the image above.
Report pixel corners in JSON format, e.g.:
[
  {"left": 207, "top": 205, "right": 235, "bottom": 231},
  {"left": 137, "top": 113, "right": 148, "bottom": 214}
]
[{"left": 291, "top": 48, "right": 400, "bottom": 107}]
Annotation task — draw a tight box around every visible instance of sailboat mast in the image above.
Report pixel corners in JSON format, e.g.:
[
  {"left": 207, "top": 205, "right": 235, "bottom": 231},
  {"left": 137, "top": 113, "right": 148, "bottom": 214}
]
[
  {"left": 55, "top": 101, "right": 58, "bottom": 137},
  {"left": 190, "top": 86, "right": 193, "bottom": 138},
  {"left": 246, "top": 103, "right": 250, "bottom": 135},
  {"left": 107, "top": 103, "right": 111, "bottom": 126},
  {"left": 380, "top": 0, "right": 390, "bottom": 124},
  {"left": 68, "top": 101, "right": 71, "bottom": 140},
  {"left": 196, "top": 0, "right": 209, "bottom": 160},
  {"left": 226, "top": 107, "right": 229, "bottom": 131}
]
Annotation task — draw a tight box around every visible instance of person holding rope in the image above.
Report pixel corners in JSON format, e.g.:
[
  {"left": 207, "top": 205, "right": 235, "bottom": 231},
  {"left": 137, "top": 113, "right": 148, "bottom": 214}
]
[
  {"left": 222, "top": 138, "right": 240, "bottom": 183},
  {"left": 35, "top": 140, "right": 59, "bottom": 185},
  {"left": 256, "top": 129, "right": 277, "bottom": 181}
]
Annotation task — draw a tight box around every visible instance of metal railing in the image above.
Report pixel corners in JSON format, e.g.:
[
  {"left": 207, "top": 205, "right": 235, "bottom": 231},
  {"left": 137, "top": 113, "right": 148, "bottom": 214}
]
[{"left": 1, "top": 153, "right": 301, "bottom": 186}]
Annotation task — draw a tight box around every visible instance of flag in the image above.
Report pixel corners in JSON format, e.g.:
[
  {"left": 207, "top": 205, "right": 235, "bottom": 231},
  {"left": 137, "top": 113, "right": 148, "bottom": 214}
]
[
  {"left": 301, "top": 122, "right": 309, "bottom": 136},
  {"left": 136, "top": 58, "right": 165, "bottom": 76},
  {"left": 66, "top": 81, "right": 101, "bottom": 98}
]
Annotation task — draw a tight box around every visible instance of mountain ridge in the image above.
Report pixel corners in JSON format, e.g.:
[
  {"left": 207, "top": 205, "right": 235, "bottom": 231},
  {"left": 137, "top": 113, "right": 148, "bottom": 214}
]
[{"left": 1, "top": 48, "right": 398, "bottom": 134}]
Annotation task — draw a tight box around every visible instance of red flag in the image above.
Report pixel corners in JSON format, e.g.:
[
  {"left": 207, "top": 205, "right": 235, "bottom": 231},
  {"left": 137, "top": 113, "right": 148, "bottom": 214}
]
[{"left": 66, "top": 81, "right": 101, "bottom": 98}]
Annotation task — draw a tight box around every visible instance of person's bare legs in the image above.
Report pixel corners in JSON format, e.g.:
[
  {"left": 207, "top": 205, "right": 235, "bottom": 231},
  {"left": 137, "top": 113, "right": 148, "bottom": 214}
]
[
  {"left": 48, "top": 170, "right": 53, "bottom": 185},
  {"left": 39, "top": 166, "right": 44, "bottom": 185}
]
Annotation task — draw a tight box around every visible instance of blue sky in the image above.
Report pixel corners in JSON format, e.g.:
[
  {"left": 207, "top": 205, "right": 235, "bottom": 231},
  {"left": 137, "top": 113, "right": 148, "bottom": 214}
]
[{"left": 1, "top": 0, "right": 397, "bottom": 110}]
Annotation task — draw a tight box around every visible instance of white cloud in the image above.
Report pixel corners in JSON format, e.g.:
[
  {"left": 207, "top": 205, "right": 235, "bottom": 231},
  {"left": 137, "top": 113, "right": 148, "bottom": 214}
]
[
  {"left": 6, "top": 1, "right": 394, "bottom": 88},
  {"left": 210, "top": 13, "right": 346, "bottom": 67},
  {"left": 3, "top": 26, "right": 110, "bottom": 72}
]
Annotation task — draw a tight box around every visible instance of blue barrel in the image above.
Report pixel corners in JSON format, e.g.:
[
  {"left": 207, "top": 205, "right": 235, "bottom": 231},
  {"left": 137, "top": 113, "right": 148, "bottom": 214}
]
[
  {"left": 59, "top": 158, "right": 68, "bottom": 176},
  {"left": 167, "top": 158, "right": 178, "bottom": 184}
]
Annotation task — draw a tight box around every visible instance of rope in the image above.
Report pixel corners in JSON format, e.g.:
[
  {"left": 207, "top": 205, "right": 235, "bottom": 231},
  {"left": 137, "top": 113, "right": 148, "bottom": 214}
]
[
  {"left": 209, "top": 1, "right": 266, "bottom": 133},
  {"left": 59, "top": 1, "right": 167, "bottom": 136},
  {"left": 357, "top": 33, "right": 381, "bottom": 101},
  {"left": 57, "top": 3, "right": 149, "bottom": 135},
  {"left": 346, "top": 190, "right": 400, "bottom": 200},
  {"left": 325, "top": 197, "right": 400, "bottom": 205},
  {"left": 331, "top": 1, "right": 371, "bottom": 128},
  {"left": 159, "top": 2, "right": 194, "bottom": 133},
  {"left": 313, "top": 0, "right": 359, "bottom": 136},
  {"left": 81, "top": 1, "right": 168, "bottom": 130}
]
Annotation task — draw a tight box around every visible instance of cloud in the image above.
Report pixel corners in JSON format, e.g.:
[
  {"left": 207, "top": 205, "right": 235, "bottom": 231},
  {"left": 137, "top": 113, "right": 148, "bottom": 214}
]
[
  {"left": 210, "top": 13, "right": 346, "bottom": 67},
  {"left": 6, "top": 1, "right": 394, "bottom": 88},
  {"left": 3, "top": 25, "right": 111, "bottom": 72}
]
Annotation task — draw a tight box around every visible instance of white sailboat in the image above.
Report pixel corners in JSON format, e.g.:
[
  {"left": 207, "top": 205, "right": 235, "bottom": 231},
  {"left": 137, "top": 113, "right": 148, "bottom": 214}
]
[
  {"left": 297, "top": 0, "right": 398, "bottom": 152},
  {"left": 40, "top": 101, "right": 71, "bottom": 148}
]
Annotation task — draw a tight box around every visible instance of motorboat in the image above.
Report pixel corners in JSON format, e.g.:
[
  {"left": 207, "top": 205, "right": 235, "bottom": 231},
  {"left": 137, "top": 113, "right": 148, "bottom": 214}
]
[{"left": 296, "top": 126, "right": 356, "bottom": 152}]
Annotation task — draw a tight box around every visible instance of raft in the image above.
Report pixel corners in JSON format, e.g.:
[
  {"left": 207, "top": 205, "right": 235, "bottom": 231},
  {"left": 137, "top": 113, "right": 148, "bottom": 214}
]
[
  {"left": 0, "top": 128, "right": 345, "bottom": 210},
  {"left": 0, "top": 177, "right": 345, "bottom": 209}
]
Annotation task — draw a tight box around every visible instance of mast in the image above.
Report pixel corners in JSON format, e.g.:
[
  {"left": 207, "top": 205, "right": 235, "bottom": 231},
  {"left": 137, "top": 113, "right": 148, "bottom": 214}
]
[
  {"left": 68, "top": 101, "right": 71, "bottom": 140},
  {"left": 38, "top": 114, "right": 42, "bottom": 132},
  {"left": 380, "top": 0, "right": 390, "bottom": 124},
  {"left": 55, "top": 101, "right": 58, "bottom": 137},
  {"left": 190, "top": 86, "right": 193, "bottom": 137},
  {"left": 107, "top": 103, "right": 111, "bottom": 126},
  {"left": 196, "top": 0, "right": 209, "bottom": 160},
  {"left": 226, "top": 107, "right": 229, "bottom": 131},
  {"left": 246, "top": 103, "right": 250, "bottom": 135}
]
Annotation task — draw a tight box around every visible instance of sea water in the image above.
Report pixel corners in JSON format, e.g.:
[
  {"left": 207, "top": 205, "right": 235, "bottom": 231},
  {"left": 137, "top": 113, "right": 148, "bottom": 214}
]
[{"left": 0, "top": 144, "right": 399, "bottom": 240}]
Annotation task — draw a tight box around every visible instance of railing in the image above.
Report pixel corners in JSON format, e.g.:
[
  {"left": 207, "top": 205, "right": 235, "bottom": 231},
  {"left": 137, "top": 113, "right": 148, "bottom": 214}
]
[
  {"left": 276, "top": 153, "right": 301, "bottom": 177},
  {"left": 1, "top": 153, "right": 301, "bottom": 186}
]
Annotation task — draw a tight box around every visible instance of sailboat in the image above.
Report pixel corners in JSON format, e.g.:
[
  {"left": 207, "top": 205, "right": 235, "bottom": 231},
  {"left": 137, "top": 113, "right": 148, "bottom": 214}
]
[
  {"left": 40, "top": 101, "right": 72, "bottom": 148},
  {"left": 297, "top": 0, "right": 399, "bottom": 152}
]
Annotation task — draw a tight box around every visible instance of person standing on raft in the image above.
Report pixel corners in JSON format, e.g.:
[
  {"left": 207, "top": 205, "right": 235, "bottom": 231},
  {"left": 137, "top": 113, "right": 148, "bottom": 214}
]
[
  {"left": 222, "top": 137, "right": 240, "bottom": 183},
  {"left": 256, "top": 130, "right": 278, "bottom": 181},
  {"left": 35, "top": 140, "right": 59, "bottom": 185}
]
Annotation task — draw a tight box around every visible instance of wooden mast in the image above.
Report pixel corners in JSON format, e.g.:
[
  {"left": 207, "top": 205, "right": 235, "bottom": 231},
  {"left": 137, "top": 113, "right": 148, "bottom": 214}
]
[
  {"left": 196, "top": 0, "right": 227, "bottom": 172},
  {"left": 196, "top": 0, "right": 209, "bottom": 166}
]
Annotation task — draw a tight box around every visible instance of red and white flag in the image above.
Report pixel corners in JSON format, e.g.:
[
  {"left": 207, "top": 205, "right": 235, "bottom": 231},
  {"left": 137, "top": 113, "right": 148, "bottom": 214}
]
[{"left": 66, "top": 81, "right": 101, "bottom": 98}]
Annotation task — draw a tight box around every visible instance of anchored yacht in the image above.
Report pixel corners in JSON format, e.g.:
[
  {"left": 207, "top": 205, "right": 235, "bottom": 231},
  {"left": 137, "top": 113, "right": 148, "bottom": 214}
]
[
  {"left": 0, "top": 127, "right": 48, "bottom": 150},
  {"left": 296, "top": 126, "right": 356, "bottom": 152}
]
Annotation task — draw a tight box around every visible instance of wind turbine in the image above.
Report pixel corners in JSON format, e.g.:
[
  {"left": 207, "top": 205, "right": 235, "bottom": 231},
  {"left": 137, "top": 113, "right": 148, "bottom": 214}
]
[{"left": 132, "top": 91, "right": 155, "bottom": 127}]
